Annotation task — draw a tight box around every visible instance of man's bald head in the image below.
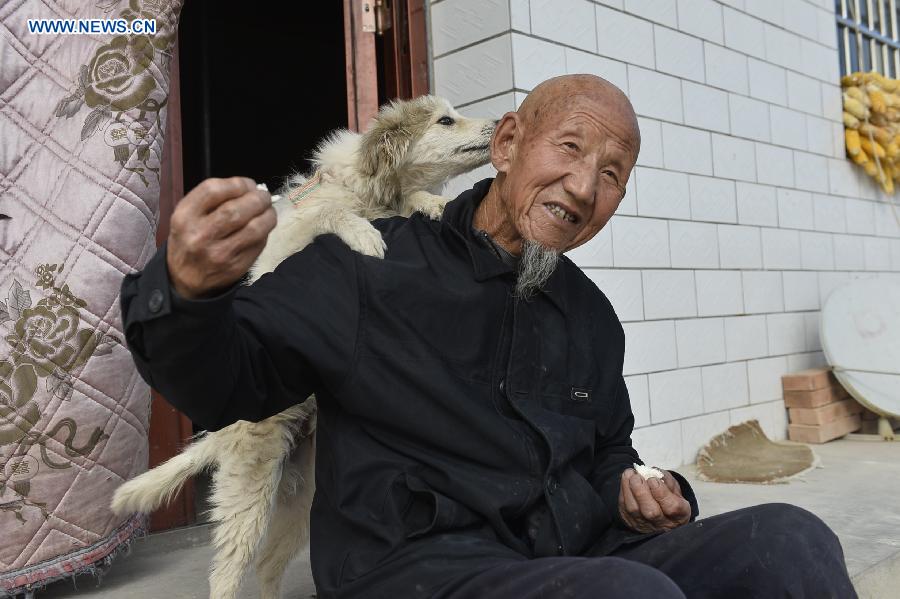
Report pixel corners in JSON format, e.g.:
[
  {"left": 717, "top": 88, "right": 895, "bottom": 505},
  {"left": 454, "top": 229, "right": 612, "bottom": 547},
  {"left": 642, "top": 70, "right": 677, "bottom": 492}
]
[
  {"left": 476, "top": 73, "right": 642, "bottom": 258},
  {"left": 517, "top": 74, "right": 641, "bottom": 160}
]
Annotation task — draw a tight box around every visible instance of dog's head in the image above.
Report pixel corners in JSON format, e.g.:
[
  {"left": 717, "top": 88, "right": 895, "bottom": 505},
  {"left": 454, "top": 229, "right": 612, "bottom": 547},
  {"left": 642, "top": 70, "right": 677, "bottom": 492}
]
[{"left": 358, "top": 95, "right": 495, "bottom": 199}]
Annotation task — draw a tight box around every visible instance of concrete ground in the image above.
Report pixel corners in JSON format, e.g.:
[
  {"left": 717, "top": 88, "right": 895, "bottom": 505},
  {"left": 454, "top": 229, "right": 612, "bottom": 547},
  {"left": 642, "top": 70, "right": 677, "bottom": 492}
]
[{"left": 29, "top": 438, "right": 900, "bottom": 598}]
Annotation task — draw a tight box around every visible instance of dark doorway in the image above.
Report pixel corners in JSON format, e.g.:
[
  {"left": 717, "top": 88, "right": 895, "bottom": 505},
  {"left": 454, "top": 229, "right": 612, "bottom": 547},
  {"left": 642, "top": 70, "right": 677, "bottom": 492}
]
[{"left": 178, "top": 1, "right": 349, "bottom": 192}]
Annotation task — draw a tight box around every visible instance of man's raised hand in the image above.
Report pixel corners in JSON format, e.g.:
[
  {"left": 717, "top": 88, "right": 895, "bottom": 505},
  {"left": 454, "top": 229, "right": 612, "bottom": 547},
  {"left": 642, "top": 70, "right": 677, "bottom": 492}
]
[
  {"left": 618, "top": 468, "right": 691, "bottom": 533},
  {"left": 166, "top": 177, "right": 277, "bottom": 299}
]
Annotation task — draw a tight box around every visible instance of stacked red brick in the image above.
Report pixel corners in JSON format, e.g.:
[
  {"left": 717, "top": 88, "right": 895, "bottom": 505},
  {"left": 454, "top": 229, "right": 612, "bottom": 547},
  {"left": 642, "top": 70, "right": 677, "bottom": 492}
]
[{"left": 782, "top": 368, "right": 861, "bottom": 443}]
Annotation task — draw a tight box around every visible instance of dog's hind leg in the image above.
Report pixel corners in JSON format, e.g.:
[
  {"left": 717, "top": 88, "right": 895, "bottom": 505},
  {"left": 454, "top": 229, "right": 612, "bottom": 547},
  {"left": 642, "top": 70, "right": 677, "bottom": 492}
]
[
  {"left": 255, "top": 433, "right": 317, "bottom": 599},
  {"left": 206, "top": 420, "right": 296, "bottom": 599}
]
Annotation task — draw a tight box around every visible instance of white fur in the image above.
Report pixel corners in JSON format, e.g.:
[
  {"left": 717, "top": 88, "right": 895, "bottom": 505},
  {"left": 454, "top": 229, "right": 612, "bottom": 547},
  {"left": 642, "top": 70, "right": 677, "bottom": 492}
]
[{"left": 112, "top": 95, "right": 494, "bottom": 599}]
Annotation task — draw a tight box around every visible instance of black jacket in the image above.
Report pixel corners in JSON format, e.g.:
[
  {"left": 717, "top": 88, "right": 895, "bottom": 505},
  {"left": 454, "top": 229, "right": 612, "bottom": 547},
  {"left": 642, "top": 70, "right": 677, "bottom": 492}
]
[{"left": 121, "top": 178, "right": 698, "bottom": 598}]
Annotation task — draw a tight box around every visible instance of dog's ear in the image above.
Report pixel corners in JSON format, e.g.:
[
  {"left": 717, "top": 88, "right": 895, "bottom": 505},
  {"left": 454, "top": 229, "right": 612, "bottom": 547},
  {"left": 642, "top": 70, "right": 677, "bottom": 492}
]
[{"left": 358, "top": 102, "right": 416, "bottom": 180}]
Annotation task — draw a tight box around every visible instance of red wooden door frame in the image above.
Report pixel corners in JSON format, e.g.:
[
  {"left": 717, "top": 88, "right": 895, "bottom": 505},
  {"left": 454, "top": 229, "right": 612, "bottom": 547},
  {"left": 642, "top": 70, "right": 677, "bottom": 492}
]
[{"left": 149, "top": 40, "right": 196, "bottom": 532}]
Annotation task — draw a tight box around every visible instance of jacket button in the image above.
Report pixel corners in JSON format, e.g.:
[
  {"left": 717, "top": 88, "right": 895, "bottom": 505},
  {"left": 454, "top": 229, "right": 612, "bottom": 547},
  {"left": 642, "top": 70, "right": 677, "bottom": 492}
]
[
  {"left": 498, "top": 379, "right": 505, "bottom": 395},
  {"left": 148, "top": 289, "right": 164, "bottom": 313},
  {"left": 557, "top": 545, "right": 564, "bottom": 555}
]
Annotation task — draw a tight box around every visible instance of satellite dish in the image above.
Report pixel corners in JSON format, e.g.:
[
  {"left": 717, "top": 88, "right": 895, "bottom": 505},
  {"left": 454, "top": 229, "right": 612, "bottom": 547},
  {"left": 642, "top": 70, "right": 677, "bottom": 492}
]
[{"left": 820, "top": 278, "right": 900, "bottom": 438}]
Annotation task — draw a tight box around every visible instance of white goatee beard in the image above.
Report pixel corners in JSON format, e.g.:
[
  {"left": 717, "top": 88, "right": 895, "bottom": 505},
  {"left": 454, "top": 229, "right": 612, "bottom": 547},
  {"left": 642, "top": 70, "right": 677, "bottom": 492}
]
[{"left": 514, "top": 239, "right": 560, "bottom": 300}]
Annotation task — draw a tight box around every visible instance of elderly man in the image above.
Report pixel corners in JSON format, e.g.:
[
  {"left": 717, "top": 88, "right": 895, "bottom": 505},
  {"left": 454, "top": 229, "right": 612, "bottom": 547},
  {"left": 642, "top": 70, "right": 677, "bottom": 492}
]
[{"left": 121, "top": 75, "right": 856, "bottom": 598}]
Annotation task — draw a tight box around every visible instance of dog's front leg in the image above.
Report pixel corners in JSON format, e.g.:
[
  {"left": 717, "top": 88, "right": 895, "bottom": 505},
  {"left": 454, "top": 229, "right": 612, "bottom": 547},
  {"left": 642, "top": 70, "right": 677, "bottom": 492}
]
[{"left": 404, "top": 190, "right": 449, "bottom": 220}]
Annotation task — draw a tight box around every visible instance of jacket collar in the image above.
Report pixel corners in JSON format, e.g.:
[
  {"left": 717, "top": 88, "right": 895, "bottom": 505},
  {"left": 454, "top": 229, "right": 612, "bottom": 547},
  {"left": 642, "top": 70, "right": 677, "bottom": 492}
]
[{"left": 441, "top": 178, "right": 569, "bottom": 312}]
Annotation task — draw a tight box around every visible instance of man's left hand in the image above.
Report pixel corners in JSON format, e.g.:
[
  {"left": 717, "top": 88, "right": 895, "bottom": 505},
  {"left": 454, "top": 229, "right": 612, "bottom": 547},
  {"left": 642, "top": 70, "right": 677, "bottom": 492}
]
[{"left": 618, "top": 468, "right": 691, "bottom": 533}]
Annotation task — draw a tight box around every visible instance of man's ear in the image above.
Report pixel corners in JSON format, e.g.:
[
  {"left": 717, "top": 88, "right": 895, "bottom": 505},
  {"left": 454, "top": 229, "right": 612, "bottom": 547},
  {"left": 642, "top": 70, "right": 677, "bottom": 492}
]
[{"left": 490, "top": 111, "right": 520, "bottom": 174}]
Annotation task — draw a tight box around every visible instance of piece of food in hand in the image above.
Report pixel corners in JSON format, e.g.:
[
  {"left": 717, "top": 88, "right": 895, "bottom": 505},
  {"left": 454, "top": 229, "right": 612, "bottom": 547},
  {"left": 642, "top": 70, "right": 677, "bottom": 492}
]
[
  {"left": 256, "top": 182, "right": 282, "bottom": 203},
  {"left": 633, "top": 463, "right": 665, "bottom": 480}
]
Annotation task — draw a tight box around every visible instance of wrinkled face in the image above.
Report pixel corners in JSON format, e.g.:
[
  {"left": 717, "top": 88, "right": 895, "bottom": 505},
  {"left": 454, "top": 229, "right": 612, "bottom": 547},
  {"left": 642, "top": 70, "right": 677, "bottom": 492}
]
[
  {"left": 496, "top": 96, "right": 639, "bottom": 252},
  {"left": 405, "top": 98, "right": 495, "bottom": 182}
]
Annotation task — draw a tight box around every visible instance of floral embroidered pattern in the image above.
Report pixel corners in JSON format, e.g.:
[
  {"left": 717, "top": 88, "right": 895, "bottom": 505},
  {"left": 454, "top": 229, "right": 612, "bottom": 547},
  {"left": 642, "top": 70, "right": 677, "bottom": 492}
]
[
  {"left": 0, "top": 266, "right": 117, "bottom": 524},
  {"left": 54, "top": 0, "right": 180, "bottom": 186}
]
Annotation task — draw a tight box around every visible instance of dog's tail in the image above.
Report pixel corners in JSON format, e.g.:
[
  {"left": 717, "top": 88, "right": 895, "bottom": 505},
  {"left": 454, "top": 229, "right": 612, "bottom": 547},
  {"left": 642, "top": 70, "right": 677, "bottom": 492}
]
[{"left": 111, "top": 433, "right": 217, "bottom": 515}]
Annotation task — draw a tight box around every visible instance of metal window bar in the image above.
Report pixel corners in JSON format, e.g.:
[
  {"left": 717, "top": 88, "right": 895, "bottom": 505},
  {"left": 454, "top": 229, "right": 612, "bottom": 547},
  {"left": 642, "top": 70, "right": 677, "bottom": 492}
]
[{"left": 837, "top": 0, "right": 900, "bottom": 77}]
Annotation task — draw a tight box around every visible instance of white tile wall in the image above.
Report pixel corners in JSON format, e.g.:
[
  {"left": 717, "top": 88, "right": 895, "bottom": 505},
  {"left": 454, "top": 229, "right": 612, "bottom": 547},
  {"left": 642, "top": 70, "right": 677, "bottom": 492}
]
[
  {"left": 701, "top": 361, "right": 749, "bottom": 411},
  {"left": 662, "top": 124, "right": 713, "bottom": 176},
  {"left": 511, "top": 34, "right": 566, "bottom": 91},
  {"left": 755, "top": 143, "right": 795, "bottom": 187},
  {"left": 766, "top": 312, "right": 807, "bottom": 354},
  {"left": 433, "top": 34, "right": 513, "bottom": 105},
  {"left": 643, "top": 270, "right": 698, "bottom": 319},
  {"left": 711, "top": 134, "right": 756, "bottom": 181},
  {"left": 625, "top": 374, "right": 651, "bottom": 427},
  {"left": 564, "top": 48, "right": 628, "bottom": 91},
  {"left": 777, "top": 188, "right": 814, "bottom": 229},
  {"left": 628, "top": 66, "right": 683, "bottom": 122},
  {"left": 430, "top": 0, "right": 510, "bottom": 56},
  {"left": 587, "top": 269, "right": 644, "bottom": 322},
  {"left": 624, "top": 0, "right": 678, "bottom": 27},
  {"left": 654, "top": 26, "right": 705, "bottom": 82},
  {"left": 676, "top": 0, "right": 723, "bottom": 44},
  {"left": 786, "top": 71, "right": 823, "bottom": 115},
  {"left": 612, "top": 216, "right": 671, "bottom": 267},
  {"left": 782, "top": 270, "right": 820, "bottom": 310},
  {"left": 747, "top": 356, "right": 788, "bottom": 403},
  {"left": 761, "top": 228, "right": 801, "bottom": 269},
  {"left": 635, "top": 167, "right": 691, "bottom": 218},
  {"left": 704, "top": 42, "right": 749, "bottom": 94},
  {"left": 695, "top": 270, "right": 743, "bottom": 316},
  {"left": 723, "top": 8, "right": 766, "bottom": 59},
  {"left": 747, "top": 58, "right": 787, "bottom": 106},
  {"left": 680, "top": 410, "right": 731, "bottom": 465},
  {"left": 682, "top": 82, "right": 730, "bottom": 133},
  {"left": 724, "top": 315, "right": 768, "bottom": 361},
  {"left": 769, "top": 106, "right": 807, "bottom": 150},
  {"left": 510, "top": 0, "right": 531, "bottom": 32},
  {"left": 676, "top": 317, "right": 727, "bottom": 367},
  {"left": 669, "top": 220, "right": 719, "bottom": 268},
  {"left": 530, "top": 0, "right": 596, "bottom": 52},
  {"left": 689, "top": 175, "right": 737, "bottom": 223},
  {"left": 718, "top": 224, "right": 762, "bottom": 269},
  {"left": 624, "top": 320, "right": 678, "bottom": 374},
  {"left": 650, "top": 367, "right": 704, "bottom": 422},
  {"left": 635, "top": 117, "right": 664, "bottom": 168},
  {"left": 430, "top": 0, "right": 900, "bottom": 467},
  {"left": 729, "top": 94, "right": 770, "bottom": 142},
  {"left": 631, "top": 421, "right": 683, "bottom": 469},
  {"left": 735, "top": 182, "right": 778, "bottom": 226},
  {"left": 799, "top": 231, "right": 835, "bottom": 270},
  {"left": 742, "top": 270, "right": 785, "bottom": 313},
  {"left": 595, "top": 5, "right": 655, "bottom": 68}
]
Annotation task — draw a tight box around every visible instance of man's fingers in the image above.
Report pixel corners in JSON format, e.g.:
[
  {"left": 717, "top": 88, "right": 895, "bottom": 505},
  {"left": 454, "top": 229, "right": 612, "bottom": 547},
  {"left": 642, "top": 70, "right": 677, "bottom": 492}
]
[
  {"left": 647, "top": 476, "right": 691, "bottom": 524},
  {"left": 223, "top": 206, "right": 277, "bottom": 255},
  {"left": 209, "top": 189, "right": 272, "bottom": 239},
  {"left": 190, "top": 177, "right": 258, "bottom": 215},
  {"left": 629, "top": 472, "right": 664, "bottom": 523},
  {"left": 661, "top": 470, "right": 682, "bottom": 496},
  {"left": 620, "top": 470, "right": 640, "bottom": 516}
]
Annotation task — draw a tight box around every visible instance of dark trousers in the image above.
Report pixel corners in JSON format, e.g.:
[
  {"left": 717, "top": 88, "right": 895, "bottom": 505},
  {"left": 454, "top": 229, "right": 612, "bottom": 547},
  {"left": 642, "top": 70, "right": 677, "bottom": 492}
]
[{"left": 433, "top": 503, "right": 857, "bottom": 599}]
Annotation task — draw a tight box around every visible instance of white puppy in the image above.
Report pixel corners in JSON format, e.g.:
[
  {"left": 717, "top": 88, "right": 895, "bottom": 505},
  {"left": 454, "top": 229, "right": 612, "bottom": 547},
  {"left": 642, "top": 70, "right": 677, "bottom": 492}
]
[{"left": 112, "top": 95, "right": 495, "bottom": 599}]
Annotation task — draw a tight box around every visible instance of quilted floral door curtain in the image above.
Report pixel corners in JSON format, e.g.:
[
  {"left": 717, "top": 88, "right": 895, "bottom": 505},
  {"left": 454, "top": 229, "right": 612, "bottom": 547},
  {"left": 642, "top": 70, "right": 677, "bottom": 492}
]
[{"left": 0, "top": 0, "right": 183, "bottom": 594}]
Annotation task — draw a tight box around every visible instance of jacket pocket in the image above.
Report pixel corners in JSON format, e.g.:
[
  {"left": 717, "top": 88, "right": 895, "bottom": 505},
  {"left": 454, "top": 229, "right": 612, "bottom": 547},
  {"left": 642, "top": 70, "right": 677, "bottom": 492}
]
[{"left": 394, "top": 473, "right": 482, "bottom": 539}]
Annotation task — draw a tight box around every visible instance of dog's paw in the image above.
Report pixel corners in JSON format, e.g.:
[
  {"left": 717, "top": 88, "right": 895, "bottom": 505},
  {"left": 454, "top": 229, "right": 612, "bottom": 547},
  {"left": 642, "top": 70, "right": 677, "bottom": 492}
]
[
  {"left": 406, "top": 191, "right": 449, "bottom": 221},
  {"left": 338, "top": 227, "right": 387, "bottom": 258},
  {"left": 416, "top": 200, "right": 448, "bottom": 221}
]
